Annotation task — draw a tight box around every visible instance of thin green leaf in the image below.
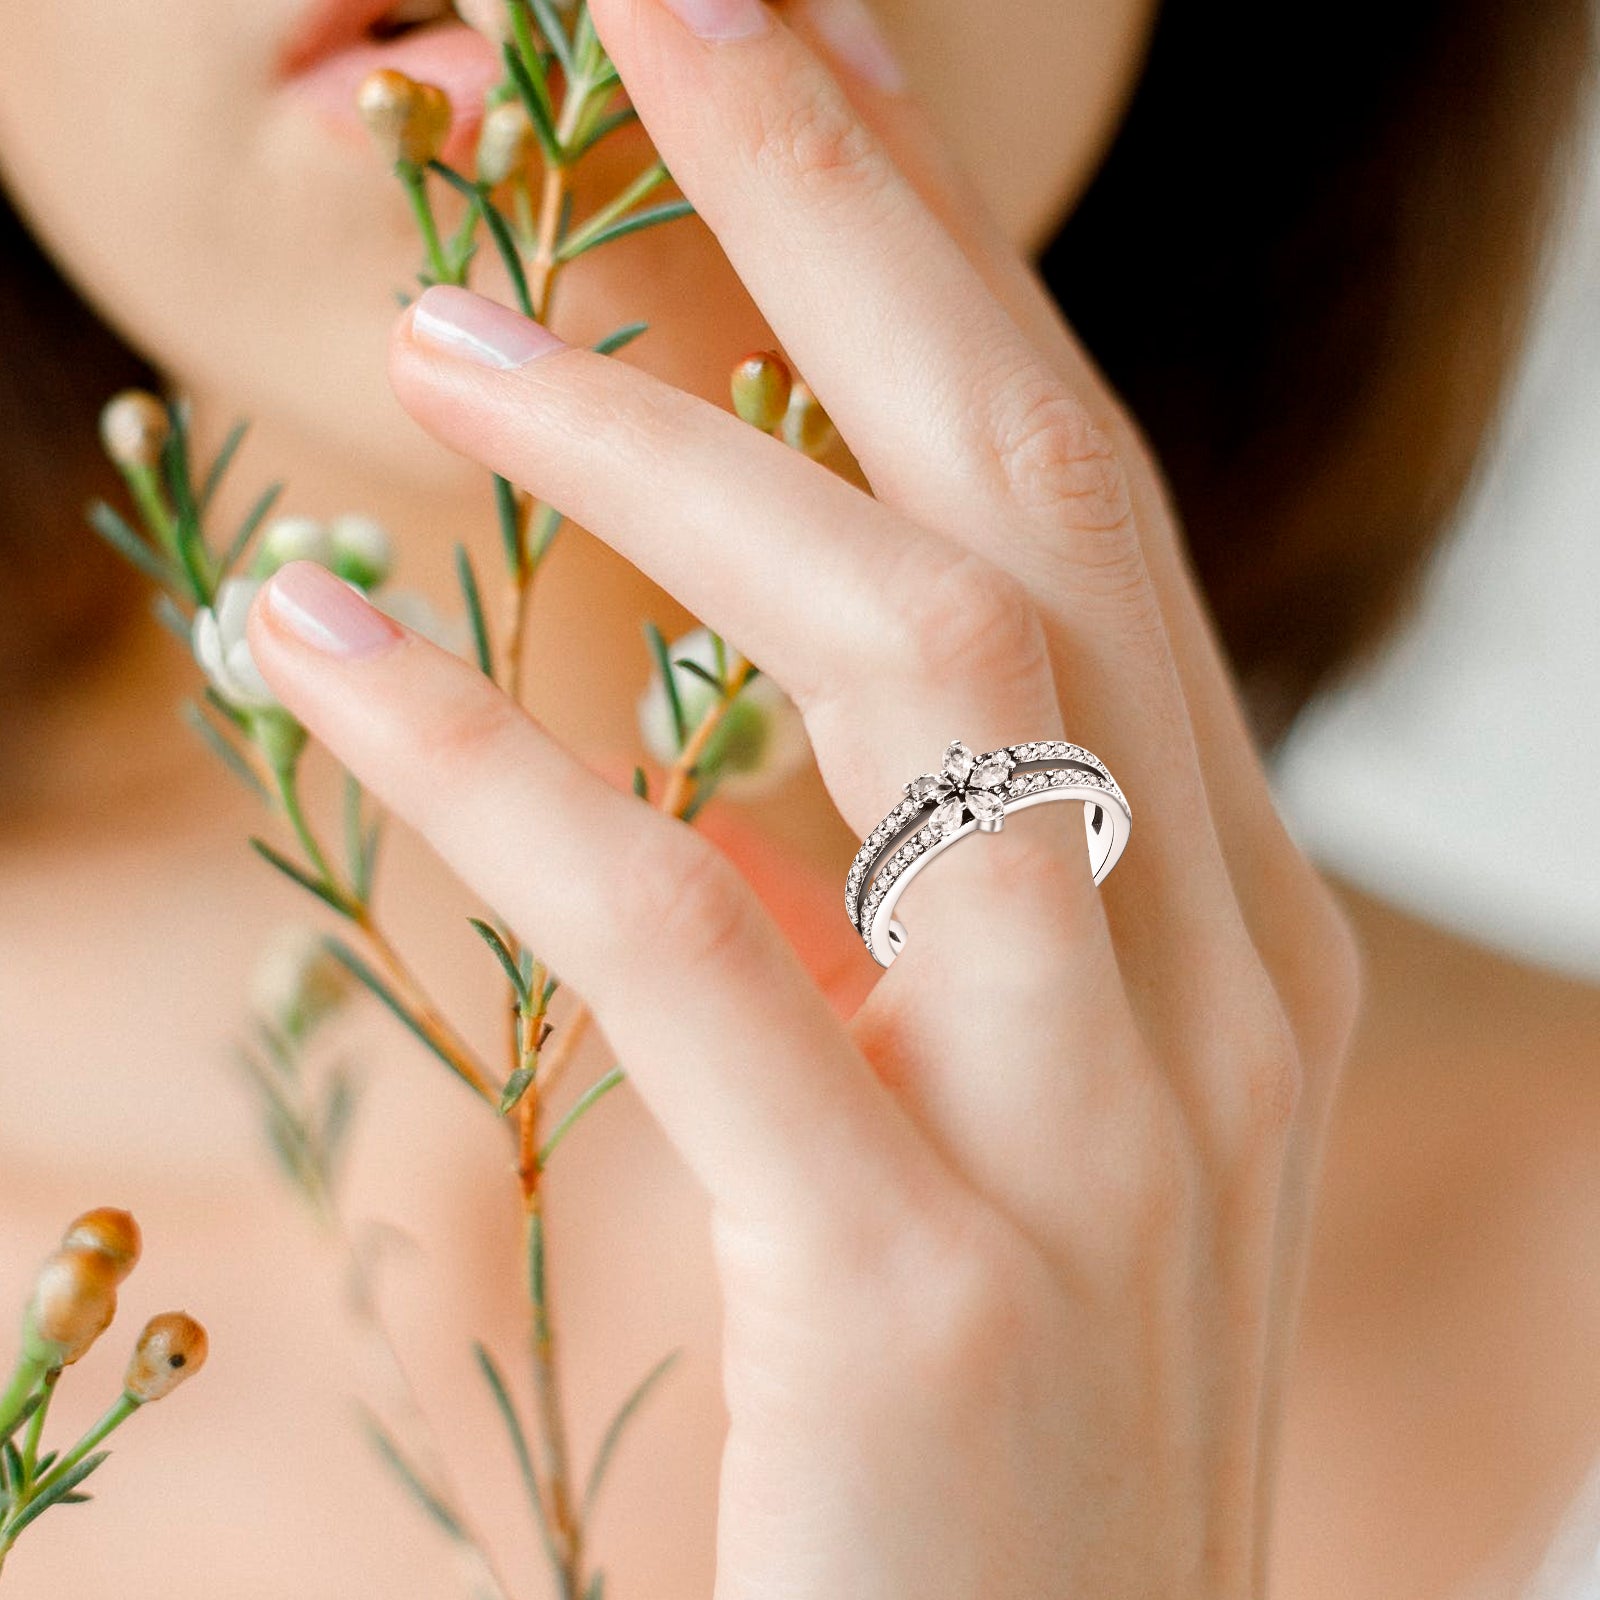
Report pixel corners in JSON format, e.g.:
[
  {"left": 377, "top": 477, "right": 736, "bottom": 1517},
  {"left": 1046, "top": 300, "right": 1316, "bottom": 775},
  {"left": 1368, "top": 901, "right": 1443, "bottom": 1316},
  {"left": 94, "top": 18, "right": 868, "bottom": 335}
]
[
  {"left": 250, "top": 838, "right": 353, "bottom": 918},
  {"left": 219, "top": 481, "right": 284, "bottom": 576},
  {"left": 582, "top": 1350, "right": 681, "bottom": 1516},
  {"left": 87, "top": 500, "right": 173, "bottom": 586},
  {"left": 183, "top": 703, "right": 270, "bottom": 801},
  {"left": 539, "top": 1066, "right": 624, "bottom": 1167},
  {"left": 198, "top": 420, "right": 248, "bottom": 513},
  {"left": 585, "top": 1575, "right": 606, "bottom": 1600},
  {"left": 468, "top": 918, "right": 529, "bottom": 1003},
  {"left": 359, "top": 1408, "right": 467, "bottom": 1543},
  {"left": 498, "top": 1065, "right": 536, "bottom": 1116},
  {"left": 323, "top": 938, "right": 481, "bottom": 1094},
  {"left": 673, "top": 656, "right": 724, "bottom": 695},
  {"left": 557, "top": 199, "right": 695, "bottom": 262},
  {"left": 592, "top": 319, "right": 649, "bottom": 357},
  {"left": 522, "top": 0, "right": 574, "bottom": 79},
  {"left": 644, "top": 621, "right": 686, "bottom": 749},
  {"left": 475, "top": 191, "right": 534, "bottom": 317},
  {"left": 527, "top": 500, "right": 563, "bottom": 566},
  {"left": 711, "top": 631, "right": 728, "bottom": 683},
  {"left": 455, "top": 544, "right": 495, "bottom": 680},
  {"left": 631, "top": 765, "right": 649, "bottom": 800},
  {"left": 319, "top": 1068, "right": 361, "bottom": 1182},
  {"left": 5, "top": 1452, "right": 109, "bottom": 1538},
  {"left": 500, "top": 41, "right": 563, "bottom": 165},
  {"left": 680, "top": 768, "right": 723, "bottom": 826},
  {"left": 151, "top": 591, "right": 191, "bottom": 642},
  {"left": 472, "top": 1344, "right": 559, "bottom": 1561},
  {"left": 540, "top": 973, "right": 559, "bottom": 1007},
  {"left": 343, "top": 775, "right": 369, "bottom": 903},
  {"left": 571, "top": 105, "right": 639, "bottom": 160},
  {"left": 493, "top": 474, "right": 524, "bottom": 574}
]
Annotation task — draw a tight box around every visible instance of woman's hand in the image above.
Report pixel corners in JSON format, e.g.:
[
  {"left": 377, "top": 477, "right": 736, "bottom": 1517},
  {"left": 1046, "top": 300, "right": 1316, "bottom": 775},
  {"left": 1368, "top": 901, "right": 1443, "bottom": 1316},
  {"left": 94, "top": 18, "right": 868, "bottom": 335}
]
[{"left": 248, "top": 0, "right": 1361, "bottom": 1592}]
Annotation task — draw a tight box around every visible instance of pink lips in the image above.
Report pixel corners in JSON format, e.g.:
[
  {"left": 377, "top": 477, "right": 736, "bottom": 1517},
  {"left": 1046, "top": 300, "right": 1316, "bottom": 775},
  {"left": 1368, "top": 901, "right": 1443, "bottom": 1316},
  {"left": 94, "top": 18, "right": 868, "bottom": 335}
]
[{"left": 281, "top": 1, "right": 502, "bottom": 165}]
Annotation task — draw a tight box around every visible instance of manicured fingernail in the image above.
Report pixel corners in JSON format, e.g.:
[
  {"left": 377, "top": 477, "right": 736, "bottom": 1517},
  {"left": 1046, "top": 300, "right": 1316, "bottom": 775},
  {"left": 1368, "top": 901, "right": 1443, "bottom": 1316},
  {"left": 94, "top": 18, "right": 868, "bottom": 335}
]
[
  {"left": 802, "top": 0, "right": 904, "bottom": 92},
  {"left": 656, "top": 0, "right": 771, "bottom": 43},
  {"left": 410, "top": 285, "right": 565, "bottom": 370},
  {"left": 265, "top": 561, "right": 402, "bottom": 658}
]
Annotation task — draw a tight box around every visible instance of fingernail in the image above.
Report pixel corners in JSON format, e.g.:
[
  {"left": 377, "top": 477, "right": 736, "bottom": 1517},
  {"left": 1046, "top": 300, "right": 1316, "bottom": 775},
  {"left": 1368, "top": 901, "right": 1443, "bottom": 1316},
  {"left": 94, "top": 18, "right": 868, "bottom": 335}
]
[
  {"left": 802, "top": 0, "right": 904, "bottom": 92},
  {"left": 265, "top": 561, "right": 402, "bottom": 658},
  {"left": 656, "top": 0, "right": 771, "bottom": 43},
  {"left": 410, "top": 285, "right": 565, "bottom": 370}
]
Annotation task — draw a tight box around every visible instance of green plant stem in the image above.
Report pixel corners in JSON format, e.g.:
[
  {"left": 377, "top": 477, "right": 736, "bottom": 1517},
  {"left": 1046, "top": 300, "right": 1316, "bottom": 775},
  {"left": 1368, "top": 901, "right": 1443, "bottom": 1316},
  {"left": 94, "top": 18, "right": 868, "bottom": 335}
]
[
  {"left": 527, "top": 1205, "right": 582, "bottom": 1600},
  {"left": 275, "top": 763, "right": 341, "bottom": 898},
  {"left": 18, "top": 1371, "right": 57, "bottom": 1493},
  {"left": 399, "top": 163, "right": 451, "bottom": 283},
  {"left": 125, "top": 462, "right": 177, "bottom": 554},
  {"left": 29, "top": 1394, "right": 137, "bottom": 1501},
  {"left": 0, "top": 1355, "right": 47, "bottom": 1446}
]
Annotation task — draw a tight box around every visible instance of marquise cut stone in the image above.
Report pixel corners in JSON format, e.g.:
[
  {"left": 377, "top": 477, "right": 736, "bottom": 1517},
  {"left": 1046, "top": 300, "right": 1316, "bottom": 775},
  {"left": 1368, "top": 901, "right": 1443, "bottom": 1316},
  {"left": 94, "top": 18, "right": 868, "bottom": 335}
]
[
  {"left": 970, "top": 755, "right": 1011, "bottom": 789},
  {"left": 930, "top": 797, "right": 964, "bottom": 836},
  {"left": 967, "top": 788, "right": 1004, "bottom": 822},
  {"left": 942, "top": 740, "right": 975, "bottom": 784},
  {"left": 906, "top": 772, "right": 951, "bottom": 804}
]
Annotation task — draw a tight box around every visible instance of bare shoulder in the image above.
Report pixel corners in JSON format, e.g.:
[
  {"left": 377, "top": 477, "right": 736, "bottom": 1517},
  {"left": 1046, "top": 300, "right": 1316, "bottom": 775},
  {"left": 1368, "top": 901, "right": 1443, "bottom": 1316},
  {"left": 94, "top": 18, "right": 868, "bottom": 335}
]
[{"left": 1272, "top": 886, "right": 1600, "bottom": 1600}]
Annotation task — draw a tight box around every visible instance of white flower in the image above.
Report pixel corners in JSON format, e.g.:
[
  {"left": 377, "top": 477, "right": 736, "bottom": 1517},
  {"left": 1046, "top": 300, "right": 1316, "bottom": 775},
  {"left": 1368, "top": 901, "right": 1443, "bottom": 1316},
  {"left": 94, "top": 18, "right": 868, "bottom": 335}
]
[
  {"left": 328, "top": 514, "right": 393, "bottom": 589},
  {"left": 255, "top": 515, "right": 334, "bottom": 575},
  {"left": 637, "top": 626, "right": 809, "bottom": 800},
  {"left": 372, "top": 587, "right": 472, "bottom": 659},
  {"left": 250, "top": 924, "right": 354, "bottom": 1042},
  {"left": 193, "top": 578, "right": 277, "bottom": 712}
]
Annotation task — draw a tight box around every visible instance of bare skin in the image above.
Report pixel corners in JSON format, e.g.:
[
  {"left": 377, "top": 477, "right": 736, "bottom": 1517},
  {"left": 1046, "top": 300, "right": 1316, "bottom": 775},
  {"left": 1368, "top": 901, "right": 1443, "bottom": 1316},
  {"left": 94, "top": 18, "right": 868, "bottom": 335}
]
[{"left": 0, "top": 0, "right": 1596, "bottom": 1595}]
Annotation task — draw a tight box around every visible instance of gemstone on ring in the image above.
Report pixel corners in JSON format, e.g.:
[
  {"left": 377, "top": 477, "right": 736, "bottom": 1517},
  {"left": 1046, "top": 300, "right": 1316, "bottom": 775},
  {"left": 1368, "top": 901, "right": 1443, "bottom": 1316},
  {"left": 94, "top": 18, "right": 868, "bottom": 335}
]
[{"left": 847, "top": 736, "right": 1132, "bottom": 969}]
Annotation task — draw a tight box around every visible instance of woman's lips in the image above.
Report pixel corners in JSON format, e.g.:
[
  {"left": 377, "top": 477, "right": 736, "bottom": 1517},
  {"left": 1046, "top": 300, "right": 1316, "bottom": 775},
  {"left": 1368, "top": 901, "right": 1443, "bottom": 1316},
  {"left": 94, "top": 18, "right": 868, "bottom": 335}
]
[{"left": 283, "top": 17, "right": 502, "bottom": 165}]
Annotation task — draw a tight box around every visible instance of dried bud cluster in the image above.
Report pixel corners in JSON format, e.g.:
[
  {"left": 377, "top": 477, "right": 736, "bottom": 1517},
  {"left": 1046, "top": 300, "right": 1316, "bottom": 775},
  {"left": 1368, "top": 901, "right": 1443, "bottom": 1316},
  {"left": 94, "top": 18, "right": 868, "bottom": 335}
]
[
  {"left": 124, "top": 1313, "right": 209, "bottom": 1404},
  {"left": 357, "top": 68, "right": 452, "bottom": 167},
  {"left": 731, "top": 352, "right": 793, "bottom": 434},
  {"left": 98, "top": 390, "right": 170, "bottom": 470}
]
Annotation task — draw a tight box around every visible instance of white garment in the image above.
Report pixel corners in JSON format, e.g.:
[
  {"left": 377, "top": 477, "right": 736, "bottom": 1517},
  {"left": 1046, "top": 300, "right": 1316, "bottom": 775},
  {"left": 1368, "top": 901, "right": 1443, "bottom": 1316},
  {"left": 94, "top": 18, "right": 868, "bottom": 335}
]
[{"left": 1274, "top": 103, "right": 1600, "bottom": 984}]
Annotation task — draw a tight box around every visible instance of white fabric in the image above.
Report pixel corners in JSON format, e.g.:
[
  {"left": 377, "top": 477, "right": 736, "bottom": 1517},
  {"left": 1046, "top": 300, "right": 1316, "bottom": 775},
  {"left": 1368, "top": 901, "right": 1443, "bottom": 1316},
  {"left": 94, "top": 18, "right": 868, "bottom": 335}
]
[{"left": 1273, "top": 99, "right": 1600, "bottom": 984}]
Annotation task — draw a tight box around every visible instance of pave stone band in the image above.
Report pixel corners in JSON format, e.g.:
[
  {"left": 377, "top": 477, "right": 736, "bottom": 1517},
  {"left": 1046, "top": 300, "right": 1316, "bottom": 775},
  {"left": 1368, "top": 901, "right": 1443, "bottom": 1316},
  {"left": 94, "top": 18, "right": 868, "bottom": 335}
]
[{"left": 845, "top": 738, "right": 1131, "bottom": 968}]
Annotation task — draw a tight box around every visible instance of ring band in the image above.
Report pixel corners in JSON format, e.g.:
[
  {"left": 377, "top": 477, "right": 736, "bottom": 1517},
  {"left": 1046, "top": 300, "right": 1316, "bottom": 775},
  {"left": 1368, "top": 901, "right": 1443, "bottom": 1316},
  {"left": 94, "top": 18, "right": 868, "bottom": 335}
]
[{"left": 844, "top": 738, "right": 1131, "bottom": 968}]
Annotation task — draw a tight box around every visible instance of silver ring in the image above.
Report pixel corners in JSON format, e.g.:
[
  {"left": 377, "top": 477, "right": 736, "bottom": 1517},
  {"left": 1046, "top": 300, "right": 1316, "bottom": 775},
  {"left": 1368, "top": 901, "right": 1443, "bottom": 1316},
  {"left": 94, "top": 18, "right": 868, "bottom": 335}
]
[{"left": 845, "top": 738, "right": 1132, "bottom": 968}]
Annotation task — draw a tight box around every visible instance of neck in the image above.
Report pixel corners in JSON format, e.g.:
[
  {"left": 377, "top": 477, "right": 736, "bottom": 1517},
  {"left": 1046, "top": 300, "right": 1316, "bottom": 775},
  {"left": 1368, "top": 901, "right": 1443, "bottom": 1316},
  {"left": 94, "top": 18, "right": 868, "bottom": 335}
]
[{"left": 9, "top": 390, "right": 677, "bottom": 837}]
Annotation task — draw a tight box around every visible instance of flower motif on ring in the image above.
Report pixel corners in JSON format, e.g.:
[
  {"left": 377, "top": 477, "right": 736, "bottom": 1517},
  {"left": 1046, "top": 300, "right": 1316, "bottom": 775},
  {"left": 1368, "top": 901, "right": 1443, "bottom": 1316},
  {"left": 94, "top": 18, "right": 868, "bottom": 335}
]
[{"left": 903, "top": 739, "right": 1015, "bottom": 836}]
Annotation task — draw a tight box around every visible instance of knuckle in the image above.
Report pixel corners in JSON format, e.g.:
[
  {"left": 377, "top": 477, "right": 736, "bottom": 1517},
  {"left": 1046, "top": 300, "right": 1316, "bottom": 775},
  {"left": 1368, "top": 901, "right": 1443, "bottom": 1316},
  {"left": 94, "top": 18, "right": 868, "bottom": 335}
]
[
  {"left": 985, "top": 367, "right": 1135, "bottom": 537},
  {"left": 745, "top": 78, "right": 880, "bottom": 198},
  {"left": 611, "top": 830, "right": 759, "bottom": 972},
  {"left": 420, "top": 682, "right": 528, "bottom": 776},
  {"left": 882, "top": 546, "right": 1051, "bottom": 698}
]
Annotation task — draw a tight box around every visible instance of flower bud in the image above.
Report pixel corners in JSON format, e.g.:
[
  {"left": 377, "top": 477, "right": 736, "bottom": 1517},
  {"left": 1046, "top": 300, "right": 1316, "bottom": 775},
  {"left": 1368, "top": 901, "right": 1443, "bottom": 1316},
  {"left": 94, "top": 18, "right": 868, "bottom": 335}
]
[
  {"left": 476, "top": 98, "right": 535, "bottom": 187},
  {"left": 327, "top": 513, "right": 393, "bottom": 589},
  {"left": 99, "top": 391, "right": 170, "bottom": 471},
  {"left": 730, "top": 352, "right": 792, "bottom": 433},
  {"left": 636, "top": 626, "right": 810, "bottom": 800},
  {"left": 61, "top": 1209, "right": 142, "bottom": 1283},
  {"left": 193, "top": 578, "right": 280, "bottom": 713},
  {"left": 252, "top": 514, "right": 334, "bottom": 577},
  {"left": 780, "top": 380, "right": 837, "bottom": 459},
  {"left": 124, "top": 1313, "right": 209, "bottom": 1404},
  {"left": 357, "top": 70, "right": 451, "bottom": 166},
  {"left": 251, "top": 924, "right": 354, "bottom": 1042},
  {"left": 24, "top": 1248, "right": 119, "bottom": 1367}
]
